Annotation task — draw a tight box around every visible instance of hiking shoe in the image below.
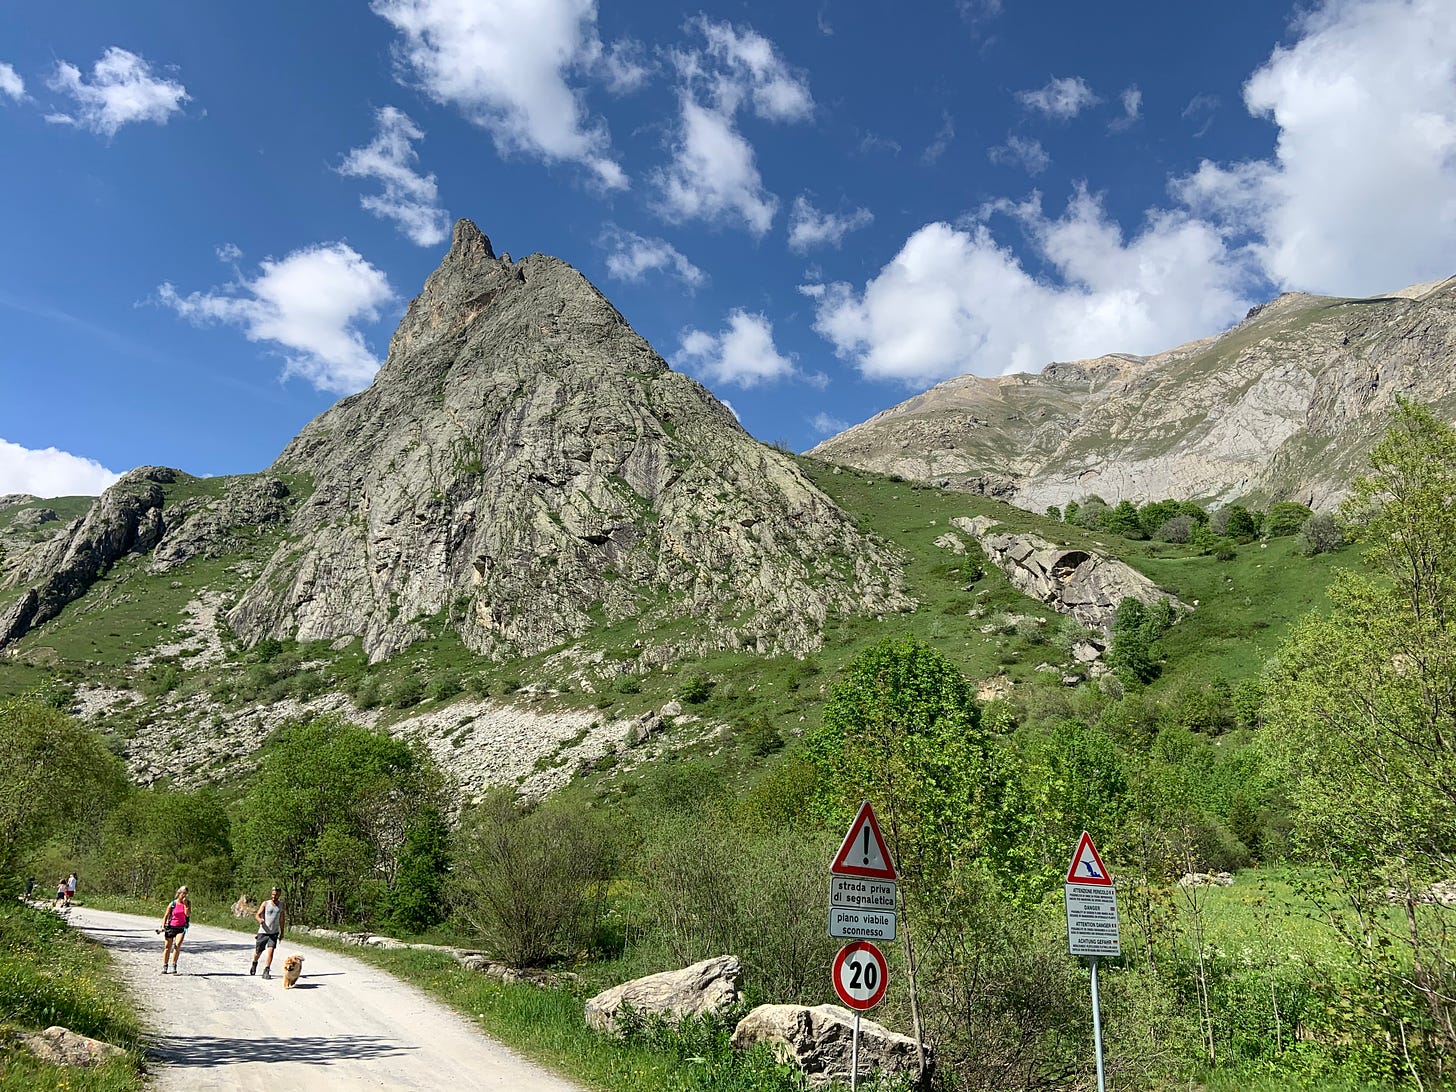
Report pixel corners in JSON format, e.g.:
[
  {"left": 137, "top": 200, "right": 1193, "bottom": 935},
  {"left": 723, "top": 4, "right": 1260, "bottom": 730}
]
[
  {"left": 261, "top": 968, "right": 272, "bottom": 980},
  {"left": 161, "top": 966, "right": 169, "bottom": 974},
  {"left": 249, "top": 965, "right": 256, "bottom": 976}
]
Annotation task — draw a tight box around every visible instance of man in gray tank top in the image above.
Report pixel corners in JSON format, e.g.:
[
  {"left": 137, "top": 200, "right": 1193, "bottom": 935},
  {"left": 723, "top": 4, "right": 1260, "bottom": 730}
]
[{"left": 250, "top": 887, "right": 286, "bottom": 979}]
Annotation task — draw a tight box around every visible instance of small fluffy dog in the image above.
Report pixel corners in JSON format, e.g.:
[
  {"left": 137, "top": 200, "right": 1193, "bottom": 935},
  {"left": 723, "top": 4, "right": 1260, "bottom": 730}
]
[{"left": 281, "top": 954, "right": 304, "bottom": 989}]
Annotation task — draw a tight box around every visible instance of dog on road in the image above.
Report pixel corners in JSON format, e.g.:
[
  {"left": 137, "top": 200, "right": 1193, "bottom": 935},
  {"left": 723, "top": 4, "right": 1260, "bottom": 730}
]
[{"left": 281, "top": 954, "right": 304, "bottom": 988}]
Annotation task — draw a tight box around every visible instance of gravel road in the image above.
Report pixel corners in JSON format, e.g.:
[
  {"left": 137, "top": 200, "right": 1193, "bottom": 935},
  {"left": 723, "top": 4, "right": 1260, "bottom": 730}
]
[{"left": 68, "top": 906, "right": 586, "bottom": 1091}]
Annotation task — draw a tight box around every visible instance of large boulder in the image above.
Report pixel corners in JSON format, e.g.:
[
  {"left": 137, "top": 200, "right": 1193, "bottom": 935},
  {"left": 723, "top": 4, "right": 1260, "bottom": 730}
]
[
  {"left": 585, "top": 955, "right": 742, "bottom": 1034},
  {"left": 731, "top": 1004, "right": 923, "bottom": 1087},
  {"left": 23, "top": 1025, "right": 126, "bottom": 1068},
  {"left": 951, "top": 518, "right": 1186, "bottom": 638}
]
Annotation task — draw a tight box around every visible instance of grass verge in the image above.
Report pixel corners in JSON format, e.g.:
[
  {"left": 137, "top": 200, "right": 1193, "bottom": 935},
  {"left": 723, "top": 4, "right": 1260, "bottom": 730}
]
[{"left": 0, "top": 901, "right": 144, "bottom": 1090}]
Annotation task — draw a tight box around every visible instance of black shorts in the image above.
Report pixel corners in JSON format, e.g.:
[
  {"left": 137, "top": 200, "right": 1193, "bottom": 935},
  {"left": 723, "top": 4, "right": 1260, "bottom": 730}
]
[
  {"left": 254, "top": 933, "right": 278, "bottom": 954},
  {"left": 164, "top": 925, "right": 185, "bottom": 939}
]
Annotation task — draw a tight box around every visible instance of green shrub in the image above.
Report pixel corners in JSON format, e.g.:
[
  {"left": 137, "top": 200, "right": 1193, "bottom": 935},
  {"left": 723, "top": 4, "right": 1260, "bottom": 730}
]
[
  {"left": 428, "top": 672, "right": 463, "bottom": 701},
  {"left": 1298, "top": 512, "right": 1343, "bottom": 555},
  {"left": 1264, "top": 501, "right": 1313, "bottom": 538},
  {"left": 390, "top": 676, "right": 425, "bottom": 708},
  {"left": 679, "top": 674, "right": 713, "bottom": 704},
  {"left": 615, "top": 675, "right": 642, "bottom": 695},
  {"left": 452, "top": 790, "right": 615, "bottom": 967}
]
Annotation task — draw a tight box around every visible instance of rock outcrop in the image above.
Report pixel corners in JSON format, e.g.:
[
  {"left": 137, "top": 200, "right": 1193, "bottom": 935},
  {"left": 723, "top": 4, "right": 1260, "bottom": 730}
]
[
  {"left": 811, "top": 276, "right": 1456, "bottom": 512},
  {"left": 952, "top": 516, "right": 1184, "bottom": 638},
  {"left": 0, "top": 470, "right": 293, "bottom": 649},
  {"left": 225, "top": 219, "right": 908, "bottom": 662},
  {"left": 730, "top": 1004, "right": 922, "bottom": 1087},
  {"left": 585, "top": 955, "right": 742, "bottom": 1034}
]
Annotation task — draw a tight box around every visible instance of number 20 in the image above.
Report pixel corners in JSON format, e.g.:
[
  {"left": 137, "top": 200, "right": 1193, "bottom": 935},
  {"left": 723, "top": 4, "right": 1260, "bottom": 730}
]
[{"left": 848, "top": 958, "right": 878, "bottom": 991}]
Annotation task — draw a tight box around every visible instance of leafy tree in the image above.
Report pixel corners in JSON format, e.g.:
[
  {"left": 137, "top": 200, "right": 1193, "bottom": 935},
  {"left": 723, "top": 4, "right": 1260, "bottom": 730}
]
[
  {"left": 0, "top": 697, "right": 126, "bottom": 880},
  {"left": 1045, "top": 505, "right": 1062, "bottom": 521},
  {"left": 387, "top": 806, "right": 451, "bottom": 933},
  {"left": 1224, "top": 505, "right": 1258, "bottom": 543},
  {"left": 1105, "top": 499, "right": 1147, "bottom": 539},
  {"left": 1106, "top": 598, "right": 1176, "bottom": 685},
  {"left": 1262, "top": 400, "right": 1456, "bottom": 1074},
  {"left": 234, "top": 717, "right": 445, "bottom": 925},
  {"left": 1138, "top": 500, "right": 1184, "bottom": 539},
  {"left": 1297, "top": 512, "right": 1342, "bottom": 555},
  {"left": 1263, "top": 501, "right": 1313, "bottom": 538},
  {"left": 806, "top": 637, "right": 1008, "bottom": 1081},
  {"left": 1156, "top": 514, "right": 1197, "bottom": 544},
  {"left": 98, "top": 788, "right": 233, "bottom": 899}
]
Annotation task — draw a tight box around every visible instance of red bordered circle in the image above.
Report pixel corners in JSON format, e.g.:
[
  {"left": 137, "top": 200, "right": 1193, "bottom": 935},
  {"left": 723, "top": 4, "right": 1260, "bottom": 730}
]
[{"left": 832, "top": 940, "right": 888, "bottom": 1010}]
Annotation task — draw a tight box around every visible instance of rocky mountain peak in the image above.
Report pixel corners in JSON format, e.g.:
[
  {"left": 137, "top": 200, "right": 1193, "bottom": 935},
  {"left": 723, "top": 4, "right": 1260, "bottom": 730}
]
[{"left": 222, "top": 225, "right": 910, "bottom": 662}]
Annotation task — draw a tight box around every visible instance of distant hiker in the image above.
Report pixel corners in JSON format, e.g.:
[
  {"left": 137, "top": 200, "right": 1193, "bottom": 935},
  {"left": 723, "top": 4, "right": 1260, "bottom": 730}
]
[
  {"left": 23, "top": 877, "right": 35, "bottom": 899},
  {"left": 55, "top": 879, "right": 67, "bottom": 907},
  {"left": 65, "top": 873, "right": 77, "bottom": 905},
  {"left": 160, "top": 886, "right": 191, "bottom": 974},
  {"left": 251, "top": 887, "right": 286, "bottom": 979}
]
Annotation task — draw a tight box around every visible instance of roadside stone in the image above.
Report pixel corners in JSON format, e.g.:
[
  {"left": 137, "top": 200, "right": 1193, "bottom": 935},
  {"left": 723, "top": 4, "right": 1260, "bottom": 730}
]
[
  {"left": 585, "top": 955, "right": 742, "bottom": 1035},
  {"left": 730, "top": 1004, "right": 922, "bottom": 1088},
  {"left": 23, "top": 1026, "right": 126, "bottom": 1068}
]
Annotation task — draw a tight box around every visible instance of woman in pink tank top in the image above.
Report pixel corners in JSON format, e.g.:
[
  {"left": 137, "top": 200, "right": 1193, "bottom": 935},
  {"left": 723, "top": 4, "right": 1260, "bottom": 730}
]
[{"left": 159, "top": 886, "right": 191, "bottom": 974}]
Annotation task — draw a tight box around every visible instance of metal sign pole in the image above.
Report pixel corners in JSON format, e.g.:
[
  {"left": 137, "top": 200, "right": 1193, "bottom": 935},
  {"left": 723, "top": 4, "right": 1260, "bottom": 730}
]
[
  {"left": 1090, "top": 956, "right": 1106, "bottom": 1092},
  {"left": 851, "top": 1010, "right": 860, "bottom": 1092}
]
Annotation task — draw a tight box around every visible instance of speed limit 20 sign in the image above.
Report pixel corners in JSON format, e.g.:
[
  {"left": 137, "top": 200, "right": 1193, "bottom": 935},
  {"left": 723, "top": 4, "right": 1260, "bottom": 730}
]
[{"left": 832, "top": 940, "right": 889, "bottom": 1011}]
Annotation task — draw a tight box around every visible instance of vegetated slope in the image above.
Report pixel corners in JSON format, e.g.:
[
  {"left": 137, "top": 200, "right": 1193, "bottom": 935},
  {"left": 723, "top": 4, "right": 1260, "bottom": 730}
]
[
  {"left": 810, "top": 275, "right": 1456, "bottom": 513},
  {"left": 1, "top": 219, "right": 909, "bottom": 670}
]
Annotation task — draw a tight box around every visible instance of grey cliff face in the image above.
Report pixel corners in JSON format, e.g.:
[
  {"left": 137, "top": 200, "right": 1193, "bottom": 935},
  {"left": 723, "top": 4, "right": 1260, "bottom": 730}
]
[
  {"left": 810, "top": 277, "right": 1456, "bottom": 511},
  {"left": 224, "top": 219, "right": 908, "bottom": 661}
]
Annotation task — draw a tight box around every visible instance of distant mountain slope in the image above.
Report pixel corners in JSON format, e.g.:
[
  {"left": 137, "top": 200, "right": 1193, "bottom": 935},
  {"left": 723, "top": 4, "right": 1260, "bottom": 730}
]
[
  {"left": 810, "top": 276, "right": 1456, "bottom": 512},
  {"left": 2, "top": 220, "right": 909, "bottom": 664}
]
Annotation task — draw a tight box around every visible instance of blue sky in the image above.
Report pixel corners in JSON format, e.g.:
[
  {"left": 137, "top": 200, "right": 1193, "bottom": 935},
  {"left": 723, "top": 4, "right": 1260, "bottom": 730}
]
[{"left": 3, "top": 0, "right": 1455, "bottom": 495}]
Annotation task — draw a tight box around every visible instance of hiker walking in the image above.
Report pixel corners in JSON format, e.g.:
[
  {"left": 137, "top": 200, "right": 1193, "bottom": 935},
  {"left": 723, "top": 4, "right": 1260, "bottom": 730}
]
[
  {"left": 64, "top": 872, "right": 77, "bottom": 905},
  {"left": 160, "top": 886, "right": 191, "bottom": 974},
  {"left": 250, "top": 887, "right": 286, "bottom": 979}
]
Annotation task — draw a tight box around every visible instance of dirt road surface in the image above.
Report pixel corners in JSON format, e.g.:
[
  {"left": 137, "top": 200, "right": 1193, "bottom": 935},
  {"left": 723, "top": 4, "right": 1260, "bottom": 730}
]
[{"left": 68, "top": 906, "right": 587, "bottom": 1091}]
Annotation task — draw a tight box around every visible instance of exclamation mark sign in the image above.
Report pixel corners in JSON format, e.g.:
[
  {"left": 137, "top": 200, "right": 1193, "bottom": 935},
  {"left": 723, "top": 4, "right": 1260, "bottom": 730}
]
[{"left": 862, "top": 826, "right": 871, "bottom": 865}]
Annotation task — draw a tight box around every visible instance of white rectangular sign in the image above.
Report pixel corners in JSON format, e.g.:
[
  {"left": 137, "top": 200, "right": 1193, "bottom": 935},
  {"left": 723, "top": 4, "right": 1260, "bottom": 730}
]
[
  {"left": 830, "top": 876, "right": 897, "bottom": 912},
  {"left": 828, "top": 907, "right": 897, "bottom": 941},
  {"left": 1065, "top": 883, "right": 1120, "bottom": 957}
]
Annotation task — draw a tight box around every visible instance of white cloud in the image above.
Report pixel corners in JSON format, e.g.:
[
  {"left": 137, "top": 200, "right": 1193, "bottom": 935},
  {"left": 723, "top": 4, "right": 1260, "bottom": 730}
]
[
  {"left": 922, "top": 111, "right": 955, "bottom": 165},
  {"left": 1016, "top": 76, "right": 1100, "bottom": 120},
  {"left": 1110, "top": 86, "right": 1142, "bottom": 130},
  {"left": 46, "top": 47, "right": 188, "bottom": 137},
  {"left": 1181, "top": 93, "right": 1219, "bottom": 137},
  {"left": 1179, "top": 0, "right": 1456, "bottom": 296},
  {"left": 0, "top": 63, "right": 24, "bottom": 101},
  {"left": 371, "top": 0, "right": 626, "bottom": 189},
  {"left": 809, "top": 412, "right": 848, "bottom": 435},
  {"left": 788, "top": 196, "right": 873, "bottom": 252},
  {"left": 654, "top": 19, "right": 812, "bottom": 234},
  {"left": 988, "top": 134, "right": 1050, "bottom": 175},
  {"left": 215, "top": 242, "right": 242, "bottom": 263},
  {"left": 0, "top": 439, "right": 119, "bottom": 497},
  {"left": 599, "top": 39, "right": 652, "bottom": 93},
  {"left": 601, "top": 227, "right": 705, "bottom": 287},
  {"left": 673, "top": 309, "right": 797, "bottom": 388},
  {"left": 338, "top": 106, "right": 450, "bottom": 247},
  {"left": 807, "top": 188, "right": 1253, "bottom": 387},
  {"left": 158, "top": 244, "right": 396, "bottom": 394}
]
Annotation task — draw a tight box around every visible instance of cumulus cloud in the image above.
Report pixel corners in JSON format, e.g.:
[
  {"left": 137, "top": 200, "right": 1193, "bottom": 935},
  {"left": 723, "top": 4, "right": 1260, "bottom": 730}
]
[
  {"left": 0, "top": 439, "right": 119, "bottom": 496},
  {"left": 788, "top": 196, "right": 873, "bottom": 252},
  {"left": 372, "top": 0, "right": 626, "bottom": 189},
  {"left": 0, "top": 63, "right": 24, "bottom": 101},
  {"left": 599, "top": 39, "right": 652, "bottom": 93},
  {"left": 601, "top": 227, "right": 705, "bottom": 287},
  {"left": 654, "top": 19, "right": 812, "bottom": 234},
  {"left": 158, "top": 243, "right": 396, "bottom": 394},
  {"left": 1016, "top": 76, "right": 1099, "bottom": 119},
  {"left": 46, "top": 47, "right": 188, "bottom": 136},
  {"left": 807, "top": 188, "right": 1253, "bottom": 387},
  {"left": 988, "top": 134, "right": 1050, "bottom": 175},
  {"left": 1180, "top": 0, "right": 1456, "bottom": 296},
  {"left": 338, "top": 106, "right": 450, "bottom": 246},
  {"left": 673, "top": 309, "right": 797, "bottom": 388}
]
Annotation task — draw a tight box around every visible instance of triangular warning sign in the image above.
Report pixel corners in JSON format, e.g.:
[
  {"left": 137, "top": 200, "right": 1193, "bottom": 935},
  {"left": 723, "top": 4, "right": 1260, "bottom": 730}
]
[
  {"left": 830, "top": 801, "right": 898, "bottom": 879},
  {"left": 1066, "top": 831, "right": 1113, "bottom": 886}
]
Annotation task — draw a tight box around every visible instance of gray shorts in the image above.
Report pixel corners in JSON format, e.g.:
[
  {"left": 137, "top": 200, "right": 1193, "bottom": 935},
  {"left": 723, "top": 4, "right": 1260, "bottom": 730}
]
[{"left": 254, "top": 932, "right": 278, "bottom": 954}]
